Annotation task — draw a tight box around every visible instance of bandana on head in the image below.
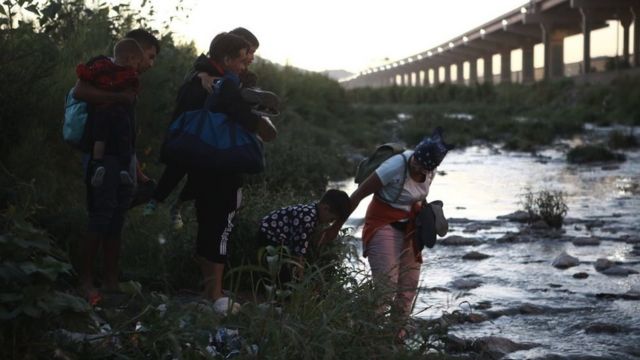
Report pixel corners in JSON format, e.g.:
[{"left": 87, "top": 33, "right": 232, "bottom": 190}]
[{"left": 413, "top": 127, "right": 455, "bottom": 171}]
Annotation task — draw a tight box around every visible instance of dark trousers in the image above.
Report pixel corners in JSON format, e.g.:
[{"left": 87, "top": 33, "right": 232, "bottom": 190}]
[{"left": 152, "top": 163, "right": 189, "bottom": 203}]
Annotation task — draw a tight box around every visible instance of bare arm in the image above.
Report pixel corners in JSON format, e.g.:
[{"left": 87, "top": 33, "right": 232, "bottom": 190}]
[
  {"left": 73, "top": 79, "right": 135, "bottom": 105},
  {"left": 196, "top": 72, "right": 220, "bottom": 94},
  {"left": 320, "top": 173, "right": 384, "bottom": 244}
]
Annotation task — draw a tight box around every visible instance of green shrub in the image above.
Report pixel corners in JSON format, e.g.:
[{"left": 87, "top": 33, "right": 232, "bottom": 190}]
[
  {"left": 567, "top": 145, "right": 626, "bottom": 164},
  {"left": 520, "top": 188, "right": 569, "bottom": 229},
  {"left": 0, "top": 184, "right": 89, "bottom": 359},
  {"left": 607, "top": 130, "right": 638, "bottom": 149}
]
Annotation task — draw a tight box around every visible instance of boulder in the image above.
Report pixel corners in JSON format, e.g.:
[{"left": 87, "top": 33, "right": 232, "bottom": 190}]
[
  {"left": 585, "top": 322, "right": 626, "bottom": 334},
  {"left": 572, "top": 237, "right": 601, "bottom": 246},
  {"left": 601, "top": 266, "right": 639, "bottom": 277},
  {"left": 471, "top": 336, "right": 540, "bottom": 359},
  {"left": 463, "top": 223, "right": 493, "bottom": 233},
  {"left": 496, "top": 210, "right": 531, "bottom": 223},
  {"left": 572, "top": 272, "right": 589, "bottom": 279},
  {"left": 552, "top": 251, "right": 580, "bottom": 269},
  {"left": 450, "top": 278, "right": 482, "bottom": 290},
  {"left": 441, "top": 235, "right": 481, "bottom": 246},
  {"left": 462, "top": 251, "right": 491, "bottom": 260},
  {"left": 445, "top": 335, "right": 539, "bottom": 359},
  {"left": 594, "top": 258, "right": 614, "bottom": 272}
]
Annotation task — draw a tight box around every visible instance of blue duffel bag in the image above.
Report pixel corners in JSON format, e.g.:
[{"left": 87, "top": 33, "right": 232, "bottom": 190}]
[{"left": 164, "top": 109, "right": 265, "bottom": 174}]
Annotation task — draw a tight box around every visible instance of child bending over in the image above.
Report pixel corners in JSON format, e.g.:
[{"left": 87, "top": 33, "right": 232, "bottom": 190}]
[{"left": 258, "top": 189, "right": 351, "bottom": 283}]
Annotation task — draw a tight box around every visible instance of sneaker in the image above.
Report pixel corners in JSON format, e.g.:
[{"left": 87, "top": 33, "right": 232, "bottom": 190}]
[
  {"left": 240, "top": 87, "right": 280, "bottom": 115},
  {"left": 120, "top": 170, "right": 134, "bottom": 185},
  {"left": 251, "top": 106, "right": 280, "bottom": 117},
  {"left": 143, "top": 199, "right": 157, "bottom": 216},
  {"left": 170, "top": 203, "right": 184, "bottom": 230},
  {"left": 91, "top": 165, "right": 106, "bottom": 187},
  {"left": 212, "top": 296, "right": 241, "bottom": 315}
]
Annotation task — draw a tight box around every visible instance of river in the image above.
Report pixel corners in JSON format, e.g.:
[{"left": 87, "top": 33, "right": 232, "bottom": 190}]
[{"left": 335, "top": 129, "right": 640, "bottom": 359}]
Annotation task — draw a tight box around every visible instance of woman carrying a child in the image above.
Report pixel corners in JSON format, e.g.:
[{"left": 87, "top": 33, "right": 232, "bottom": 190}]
[{"left": 324, "top": 127, "right": 453, "bottom": 340}]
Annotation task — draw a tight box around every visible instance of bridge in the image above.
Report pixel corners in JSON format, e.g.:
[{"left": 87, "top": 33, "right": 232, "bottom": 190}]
[{"left": 340, "top": 0, "right": 640, "bottom": 88}]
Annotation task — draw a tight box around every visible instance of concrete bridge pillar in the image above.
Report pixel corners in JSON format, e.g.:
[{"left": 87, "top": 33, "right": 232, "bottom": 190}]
[
  {"left": 541, "top": 23, "right": 565, "bottom": 79},
  {"left": 444, "top": 64, "right": 452, "bottom": 84},
  {"left": 634, "top": 6, "right": 640, "bottom": 67},
  {"left": 469, "top": 58, "right": 478, "bottom": 84},
  {"left": 457, "top": 62, "right": 464, "bottom": 84},
  {"left": 483, "top": 55, "right": 493, "bottom": 83},
  {"left": 501, "top": 50, "right": 511, "bottom": 83},
  {"left": 579, "top": 8, "right": 593, "bottom": 74},
  {"left": 522, "top": 43, "right": 535, "bottom": 83},
  {"left": 433, "top": 68, "right": 440, "bottom": 85},
  {"left": 620, "top": 11, "right": 633, "bottom": 66}
]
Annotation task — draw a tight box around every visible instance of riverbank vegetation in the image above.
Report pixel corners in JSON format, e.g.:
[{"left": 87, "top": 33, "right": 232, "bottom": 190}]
[
  {"left": 1, "top": 1, "right": 639, "bottom": 358},
  {"left": 348, "top": 78, "right": 640, "bottom": 152}
]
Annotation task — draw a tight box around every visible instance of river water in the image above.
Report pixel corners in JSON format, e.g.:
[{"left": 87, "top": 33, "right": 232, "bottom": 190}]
[{"left": 335, "top": 132, "right": 640, "bottom": 359}]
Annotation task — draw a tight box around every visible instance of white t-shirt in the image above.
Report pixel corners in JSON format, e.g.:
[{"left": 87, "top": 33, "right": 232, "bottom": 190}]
[{"left": 375, "top": 150, "right": 435, "bottom": 212}]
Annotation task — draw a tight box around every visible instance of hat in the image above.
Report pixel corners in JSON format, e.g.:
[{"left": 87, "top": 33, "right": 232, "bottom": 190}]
[
  {"left": 415, "top": 200, "right": 449, "bottom": 250},
  {"left": 413, "top": 127, "right": 455, "bottom": 171}
]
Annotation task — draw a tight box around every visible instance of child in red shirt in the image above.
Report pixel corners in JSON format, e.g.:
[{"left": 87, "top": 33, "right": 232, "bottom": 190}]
[{"left": 76, "top": 38, "right": 143, "bottom": 187}]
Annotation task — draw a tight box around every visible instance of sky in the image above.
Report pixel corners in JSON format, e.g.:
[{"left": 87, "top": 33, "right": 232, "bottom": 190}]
[{"left": 142, "top": 0, "right": 629, "bottom": 74}]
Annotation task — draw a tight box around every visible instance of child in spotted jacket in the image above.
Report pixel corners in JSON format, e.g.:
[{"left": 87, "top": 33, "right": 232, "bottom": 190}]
[{"left": 258, "top": 189, "right": 350, "bottom": 282}]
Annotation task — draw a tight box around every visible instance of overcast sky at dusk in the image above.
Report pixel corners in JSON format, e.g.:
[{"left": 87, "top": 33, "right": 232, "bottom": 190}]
[{"left": 140, "top": 0, "right": 632, "bottom": 74}]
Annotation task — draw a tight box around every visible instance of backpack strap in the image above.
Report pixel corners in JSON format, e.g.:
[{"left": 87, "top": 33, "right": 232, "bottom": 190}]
[
  {"left": 391, "top": 153, "right": 408, "bottom": 203},
  {"left": 377, "top": 153, "right": 408, "bottom": 204}
]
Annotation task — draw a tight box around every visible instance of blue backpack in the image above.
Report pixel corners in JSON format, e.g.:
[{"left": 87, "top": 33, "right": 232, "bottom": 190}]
[
  {"left": 163, "top": 109, "right": 265, "bottom": 174},
  {"left": 62, "top": 87, "right": 89, "bottom": 149}
]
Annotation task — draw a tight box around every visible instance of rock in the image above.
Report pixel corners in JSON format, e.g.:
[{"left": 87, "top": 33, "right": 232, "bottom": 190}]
[
  {"left": 497, "top": 210, "right": 531, "bottom": 223},
  {"left": 622, "top": 290, "right": 640, "bottom": 300},
  {"left": 518, "top": 303, "right": 547, "bottom": 315},
  {"left": 441, "top": 235, "right": 481, "bottom": 246},
  {"left": 573, "top": 272, "right": 589, "bottom": 279},
  {"left": 572, "top": 237, "right": 601, "bottom": 246},
  {"left": 585, "top": 322, "right": 626, "bottom": 334},
  {"left": 601, "top": 265, "right": 639, "bottom": 277},
  {"left": 474, "top": 301, "right": 492, "bottom": 310},
  {"left": 622, "top": 235, "right": 640, "bottom": 244},
  {"left": 531, "top": 219, "right": 551, "bottom": 229},
  {"left": 429, "top": 286, "right": 450, "bottom": 292},
  {"left": 594, "top": 258, "right": 614, "bottom": 272},
  {"left": 462, "top": 251, "right": 491, "bottom": 260},
  {"left": 552, "top": 251, "right": 580, "bottom": 269},
  {"left": 595, "top": 293, "right": 619, "bottom": 300},
  {"left": 450, "top": 279, "right": 482, "bottom": 290},
  {"left": 463, "top": 223, "right": 492, "bottom": 233},
  {"left": 584, "top": 219, "right": 606, "bottom": 230},
  {"left": 445, "top": 335, "right": 539, "bottom": 359},
  {"left": 445, "top": 334, "right": 468, "bottom": 353},
  {"left": 443, "top": 311, "right": 490, "bottom": 325},
  {"left": 471, "top": 336, "right": 540, "bottom": 359},
  {"left": 465, "top": 313, "right": 488, "bottom": 323}
]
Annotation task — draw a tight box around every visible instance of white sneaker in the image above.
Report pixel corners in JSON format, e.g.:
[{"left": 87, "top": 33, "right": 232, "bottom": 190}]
[
  {"left": 212, "top": 297, "right": 241, "bottom": 315},
  {"left": 120, "top": 170, "right": 134, "bottom": 185},
  {"left": 91, "top": 166, "right": 106, "bottom": 187}
]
